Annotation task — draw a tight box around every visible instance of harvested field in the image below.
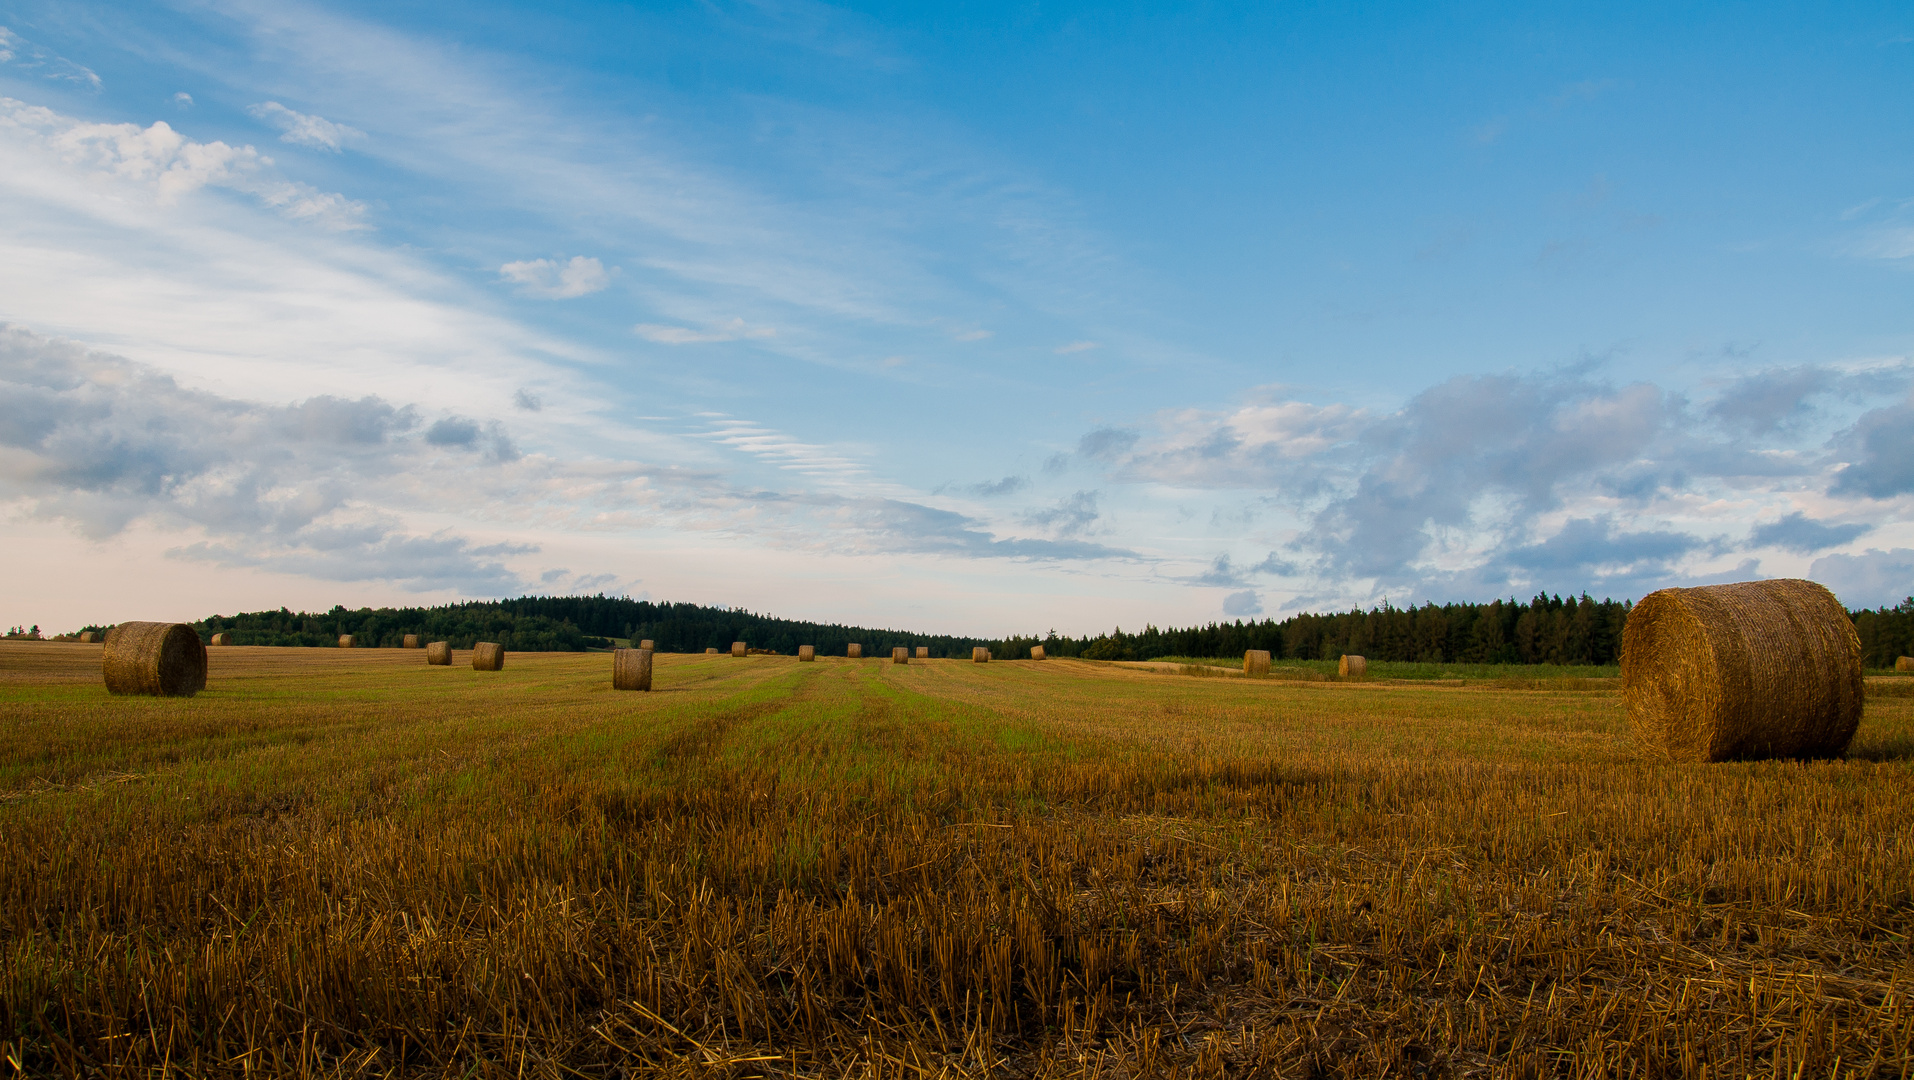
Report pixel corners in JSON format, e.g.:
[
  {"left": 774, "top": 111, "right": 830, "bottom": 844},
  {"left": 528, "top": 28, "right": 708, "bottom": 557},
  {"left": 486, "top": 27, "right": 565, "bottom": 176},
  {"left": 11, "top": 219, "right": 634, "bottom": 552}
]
[{"left": 1, "top": 640, "right": 1912, "bottom": 1077}]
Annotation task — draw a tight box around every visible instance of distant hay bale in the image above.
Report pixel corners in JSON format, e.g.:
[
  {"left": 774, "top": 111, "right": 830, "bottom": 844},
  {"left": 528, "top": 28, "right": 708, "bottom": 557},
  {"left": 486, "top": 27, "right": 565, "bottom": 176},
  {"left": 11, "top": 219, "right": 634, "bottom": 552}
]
[
  {"left": 338, "top": 634, "right": 354, "bottom": 649},
  {"left": 78, "top": 631, "right": 97, "bottom": 644},
  {"left": 892, "top": 647, "right": 908, "bottom": 664},
  {"left": 613, "top": 647, "right": 653, "bottom": 691},
  {"left": 799, "top": 645, "right": 815, "bottom": 661},
  {"left": 973, "top": 647, "right": 989, "bottom": 663},
  {"left": 472, "top": 642, "right": 504, "bottom": 671},
  {"left": 1244, "top": 650, "right": 1271, "bottom": 677},
  {"left": 426, "top": 642, "right": 451, "bottom": 665},
  {"left": 848, "top": 643, "right": 862, "bottom": 658},
  {"left": 102, "top": 622, "right": 207, "bottom": 698},
  {"left": 1030, "top": 645, "right": 1045, "bottom": 660},
  {"left": 706, "top": 647, "right": 719, "bottom": 654},
  {"left": 403, "top": 634, "right": 419, "bottom": 649},
  {"left": 731, "top": 641, "right": 747, "bottom": 658},
  {"left": 1899, "top": 656, "right": 1914, "bottom": 672},
  {"left": 1621, "top": 578, "right": 1862, "bottom": 762},
  {"left": 1339, "top": 655, "right": 1367, "bottom": 679},
  {"left": 640, "top": 639, "right": 655, "bottom": 651},
  {"left": 209, "top": 633, "right": 230, "bottom": 647},
  {"left": 916, "top": 647, "right": 929, "bottom": 659}
]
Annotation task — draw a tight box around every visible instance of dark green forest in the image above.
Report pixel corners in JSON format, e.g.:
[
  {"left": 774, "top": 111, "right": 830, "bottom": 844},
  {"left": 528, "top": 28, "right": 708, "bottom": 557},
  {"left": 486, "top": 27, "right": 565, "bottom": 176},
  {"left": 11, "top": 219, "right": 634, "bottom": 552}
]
[{"left": 183, "top": 593, "right": 1914, "bottom": 669}]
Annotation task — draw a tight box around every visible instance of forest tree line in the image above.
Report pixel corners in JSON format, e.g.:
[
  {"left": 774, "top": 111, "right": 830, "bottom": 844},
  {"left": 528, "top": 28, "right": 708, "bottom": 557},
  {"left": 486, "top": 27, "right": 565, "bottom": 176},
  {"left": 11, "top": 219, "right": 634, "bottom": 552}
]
[{"left": 177, "top": 592, "right": 1914, "bottom": 669}]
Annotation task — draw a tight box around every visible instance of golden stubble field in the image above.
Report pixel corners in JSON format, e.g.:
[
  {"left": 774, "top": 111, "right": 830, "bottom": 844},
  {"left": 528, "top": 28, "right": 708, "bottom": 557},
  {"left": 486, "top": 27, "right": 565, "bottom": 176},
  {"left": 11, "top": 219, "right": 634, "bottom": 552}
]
[{"left": 2, "top": 642, "right": 1912, "bottom": 1078}]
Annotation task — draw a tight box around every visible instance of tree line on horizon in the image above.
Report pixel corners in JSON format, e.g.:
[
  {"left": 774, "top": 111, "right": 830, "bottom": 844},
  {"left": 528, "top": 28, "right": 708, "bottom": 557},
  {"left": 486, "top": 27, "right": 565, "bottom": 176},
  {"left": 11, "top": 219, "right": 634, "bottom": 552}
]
[{"left": 180, "top": 592, "right": 1914, "bottom": 669}]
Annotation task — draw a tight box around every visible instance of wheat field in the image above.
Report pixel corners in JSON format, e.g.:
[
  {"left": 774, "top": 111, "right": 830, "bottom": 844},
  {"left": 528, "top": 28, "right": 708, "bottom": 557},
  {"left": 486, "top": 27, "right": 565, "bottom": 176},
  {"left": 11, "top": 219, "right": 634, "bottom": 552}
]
[{"left": 2, "top": 641, "right": 1912, "bottom": 1077}]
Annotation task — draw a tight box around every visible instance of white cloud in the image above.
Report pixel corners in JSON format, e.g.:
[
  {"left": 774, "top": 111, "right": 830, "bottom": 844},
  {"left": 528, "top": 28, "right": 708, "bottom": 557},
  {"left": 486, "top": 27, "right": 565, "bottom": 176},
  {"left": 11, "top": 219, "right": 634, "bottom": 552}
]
[
  {"left": 0, "top": 25, "right": 101, "bottom": 89},
  {"left": 173, "top": 92, "right": 193, "bottom": 108},
  {"left": 247, "top": 101, "right": 365, "bottom": 152},
  {"left": 497, "top": 255, "right": 610, "bottom": 298},
  {"left": 634, "top": 317, "right": 776, "bottom": 344},
  {"left": 1054, "top": 340, "right": 1098, "bottom": 354}
]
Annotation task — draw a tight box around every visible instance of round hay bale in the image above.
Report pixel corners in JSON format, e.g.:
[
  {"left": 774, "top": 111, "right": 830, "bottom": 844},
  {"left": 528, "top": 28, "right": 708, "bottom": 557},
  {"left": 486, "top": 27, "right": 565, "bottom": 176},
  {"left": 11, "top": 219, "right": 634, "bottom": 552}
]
[
  {"left": 209, "top": 632, "right": 230, "bottom": 647},
  {"left": 847, "top": 643, "right": 862, "bottom": 659},
  {"left": 798, "top": 645, "right": 816, "bottom": 661},
  {"left": 972, "top": 646, "right": 990, "bottom": 663},
  {"left": 892, "top": 646, "right": 909, "bottom": 664},
  {"left": 472, "top": 642, "right": 505, "bottom": 671},
  {"left": 1898, "top": 656, "right": 1914, "bottom": 672},
  {"left": 706, "top": 647, "right": 719, "bottom": 654},
  {"left": 1339, "top": 654, "right": 1367, "bottom": 679},
  {"left": 613, "top": 647, "right": 653, "bottom": 691},
  {"left": 78, "top": 631, "right": 97, "bottom": 644},
  {"left": 731, "top": 641, "right": 747, "bottom": 658},
  {"left": 426, "top": 642, "right": 452, "bottom": 665},
  {"left": 639, "top": 639, "right": 655, "bottom": 651},
  {"left": 403, "top": 634, "right": 420, "bottom": 649},
  {"left": 1030, "top": 645, "right": 1045, "bottom": 660},
  {"left": 1244, "top": 650, "right": 1271, "bottom": 677},
  {"left": 1622, "top": 578, "right": 1862, "bottom": 762},
  {"left": 102, "top": 622, "right": 207, "bottom": 697},
  {"left": 915, "top": 646, "right": 930, "bottom": 659},
  {"left": 338, "top": 634, "right": 355, "bottom": 649}
]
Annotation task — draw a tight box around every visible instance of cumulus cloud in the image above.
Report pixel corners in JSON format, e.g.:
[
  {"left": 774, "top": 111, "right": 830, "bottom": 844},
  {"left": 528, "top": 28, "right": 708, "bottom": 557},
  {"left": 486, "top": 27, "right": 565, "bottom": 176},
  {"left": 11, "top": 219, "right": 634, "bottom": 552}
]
[
  {"left": 247, "top": 101, "right": 364, "bottom": 152},
  {"left": 498, "top": 255, "right": 610, "bottom": 299},
  {"left": 0, "top": 97, "right": 368, "bottom": 229},
  {"left": 634, "top": 317, "right": 776, "bottom": 344},
  {"left": 424, "top": 416, "right": 519, "bottom": 462},
  {"left": 1021, "top": 490, "right": 1102, "bottom": 537},
  {"left": 1832, "top": 399, "right": 1914, "bottom": 498},
  {"left": 1222, "top": 590, "right": 1263, "bottom": 616},
  {"left": 1748, "top": 512, "right": 1870, "bottom": 554},
  {"left": 1809, "top": 548, "right": 1914, "bottom": 610}
]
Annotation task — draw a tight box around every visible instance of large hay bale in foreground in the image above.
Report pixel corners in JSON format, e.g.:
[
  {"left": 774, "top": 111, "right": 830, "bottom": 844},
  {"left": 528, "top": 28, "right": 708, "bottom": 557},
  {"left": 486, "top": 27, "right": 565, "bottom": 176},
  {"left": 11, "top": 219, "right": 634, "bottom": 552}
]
[
  {"left": 426, "top": 642, "right": 451, "bottom": 665},
  {"left": 1030, "top": 645, "right": 1045, "bottom": 660},
  {"left": 338, "top": 635, "right": 354, "bottom": 649},
  {"left": 1339, "top": 654, "right": 1367, "bottom": 678},
  {"left": 799, "top": 645, "right": 815, "bottom": 661},
  {"left": 973, "top": 647, "right": 990, "bottom": 663},
  {"left": 731, "top": 641, "right": 747, "bottom": 658},
  {"left": 1244, "top": 650, "right": 1271, "bottom": 676},
  {"left": 613, "top": 647, "right": 653, "bottom": 691},
  {"left": 892, "top": 647, "right": 908, "bottom": 664},
  {"left": 1622, "top": 578, "right": 1862, "bottom": 762},
  {"left": 472, "top": 642, "right": 505, "bottom": 671},
  {"left": 209, "top": 633, "right": 230, "bottom": 647},
  {"left": 403, "top": 634, "right": 419, "bottom": 649},
  {"left": 639, "top": 639, "right": 655, "bottom": 651},
  {"left": 916, "top": 647, "right": 929, "bottom": 659},
  {"left": 847, "top": 643, "right": 862, "bottom": 659},
  {"left": 1898, "top": 656, "right": 1914, "bottom": 672},
  {"left": 78, "top": 631, "right": 97, "bottom": 644},
  {"left": 102, "top": 622, "right": 206, "bottom": 697}
]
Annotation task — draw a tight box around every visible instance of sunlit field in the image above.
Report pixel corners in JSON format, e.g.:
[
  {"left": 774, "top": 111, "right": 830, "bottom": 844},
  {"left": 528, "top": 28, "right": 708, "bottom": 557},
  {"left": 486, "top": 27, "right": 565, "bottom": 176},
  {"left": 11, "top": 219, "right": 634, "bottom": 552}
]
[{"left": 3, "top": 641, "right": 1912, "bottom": 1077}]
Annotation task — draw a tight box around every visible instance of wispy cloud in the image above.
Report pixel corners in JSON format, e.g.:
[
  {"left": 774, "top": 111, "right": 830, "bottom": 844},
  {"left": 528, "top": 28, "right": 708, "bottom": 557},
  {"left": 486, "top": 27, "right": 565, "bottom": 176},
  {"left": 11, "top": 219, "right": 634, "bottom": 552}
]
[
  {"left": 634, "top": 318, "right": 776, "bottom": 344},
  {"left": 1054, "top": 340, "right": 1098, "bottom": 355},
  {"left": 0, "top": 25, "right": 101, "bottom": 89},
  {"left": 247, "top": 101, "right": 365, "bottom": 152},
  {"left": 499, "top": 256, "right": 610, "bottom": 298}
]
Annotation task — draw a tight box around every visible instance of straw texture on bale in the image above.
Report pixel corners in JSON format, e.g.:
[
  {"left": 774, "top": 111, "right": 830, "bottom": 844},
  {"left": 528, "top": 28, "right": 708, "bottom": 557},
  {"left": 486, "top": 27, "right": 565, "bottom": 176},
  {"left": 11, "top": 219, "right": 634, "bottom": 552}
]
[
  {"left": 1244, "top": 650, "right": 1271, "bottom": 677},
  {"left": 1898, "top": 656, "right": 1914, "bottom": 672},
  {"left": 731, "top": 641, "right": 747, "bottom": 658},
  {"left": 78, "top": 631, "right": 96, "bottom": 644},
  {"left": 798, "top": 645, "right": 815, "bottom": 662},
  {"left": 425, "top": 642, "right": 451, "bottom": 665},
  {"left": 892, "top": 647, "right": 909, "bottom": 664},
  {"left": 1339, "top": 654, "right": 1368, "bottom": 679},
  {"left": 209, "top": 633, "right": 230, "bottom": 647},
  {"left": 472, "top": 642, "right": 504, "bottom": 671},
  {"left": 973, "top": 647, "right": 990, "bottom": 663},
  {"left": 915, "top": 647, "right": 929, "bottom": 659},
  {"left": 639, "top": 639, "right": 655, "bottom": 651},
  {"left": 337, "top": 635, "right": 354, "bottom": 649},
  {"left": 102, "top": 622, "right": 207, "bottom": 698},
  {"left": 847, "top": 643, "right": 862, "bottom": 659},
  {"left": 1030, "top": 645, "right": 1045, "bottom": 660},
  {"left": 1621, "top": 578, "right": 1862, "bottom": 762},
  {"left": 403, "top": 634, "right": 419, "bottom": 649},
  {"left": 613, "top": 648, "right": 653, "bottom": 691}
]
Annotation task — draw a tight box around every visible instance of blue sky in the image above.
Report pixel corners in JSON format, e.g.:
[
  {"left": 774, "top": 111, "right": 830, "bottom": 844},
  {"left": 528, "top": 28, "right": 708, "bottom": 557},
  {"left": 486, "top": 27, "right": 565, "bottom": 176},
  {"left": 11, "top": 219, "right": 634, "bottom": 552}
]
[{"left": 2, "top": 0, "right": 1911, "bottom": 634}]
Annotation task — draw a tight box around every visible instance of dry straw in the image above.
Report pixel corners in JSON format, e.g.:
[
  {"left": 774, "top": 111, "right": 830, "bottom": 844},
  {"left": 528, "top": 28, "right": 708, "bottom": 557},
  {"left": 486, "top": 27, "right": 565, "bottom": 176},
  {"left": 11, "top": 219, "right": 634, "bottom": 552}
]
[
  {"left": 472, "top": 642, "right": 505, "bottom": 671},
  {"left": 403, "top": 634, "right": 420, "bottom": 649},
  {"left": 915, "top": 646, "right": 929, "bottom": 659},
  {"left": 613, "top": 647, "right": 653, "bottom": 691},
  {"left": 338, "top": 634, "right": 354, "bottom": 649},
  {"left": 731, "top": 641, "right": 747, "bottom": 658},
  {"left": 639, "top": 639, "right": 655, "bottom": 650},
  {"left": 1244, "top": 650, "right": 1271, "bottom": 677},
  {"left": 1030, "top": 645, "right": 1045, "bottom": 660},
  {"left": 78, "top": 631, "right": 96, "bottom": 644},
  {"left": 973, "top": 647, "right": 990, "bottom": 663},
  {"left": 1898, "top": 656, "right": 1914, "bottom": 672},
  {"left": 102, "top": 622, "right": 207, "bottom": 698},
  {"left": 799, "top": 645, "right": 815, "bottom": 662},
  {"left": 1622, "top": 578, "right": 1862, "bottom": 762},
  {"left": 848, "top": 643, "right": 862, "bottom": 659},
  {"left": 1339, "top": 655, "right": 1368, "bottom": 679},
  {"left": 892, "top": 647, "right": 909, "bottom": 664},
  {"left": 209, "top": 633, "right": 230, "bottom": 647},
  {"left": 425, "top": 642, "right": 452, "bottom": 665}
]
